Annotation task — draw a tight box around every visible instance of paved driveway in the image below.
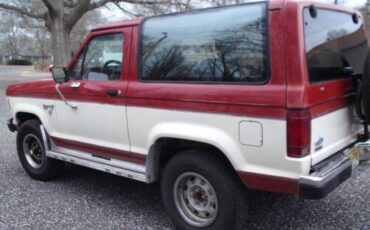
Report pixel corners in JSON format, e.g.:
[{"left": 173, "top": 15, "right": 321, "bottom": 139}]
[
  {"left": 0, "top": 65, "right": 50, "bottom": 89},
  {"left": 0, "top": 65, "right": 369, "bottom": 229}
]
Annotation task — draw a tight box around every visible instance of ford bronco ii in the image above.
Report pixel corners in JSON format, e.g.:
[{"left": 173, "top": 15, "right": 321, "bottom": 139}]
[{"left": 6, "top": 0, "right": 370, "bottom": 229}]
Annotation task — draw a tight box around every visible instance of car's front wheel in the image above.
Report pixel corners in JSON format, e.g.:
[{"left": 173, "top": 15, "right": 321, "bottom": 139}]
[
  {"left": 161, "top": 149, "right": 247, "bottom": 230},
  {"left": 16, "top": 119, "right": 63, "bottom": 181}
]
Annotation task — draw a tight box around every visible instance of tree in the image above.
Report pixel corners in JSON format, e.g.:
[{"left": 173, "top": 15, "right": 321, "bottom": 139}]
[
  {"left": 0, "top": 0, "right": 259, "bottom": 67},
  {"left": 70, "top": 10, "right": 106, "bottom": 52},
  {"left": 360, "top": 0, "right": 370, "bottom": 37},
  {"left": 0, "top": 12, "right": 24, "bottom": 57},
  {"left": 131, "top": 0, "right": 193, "bottom": 16},
  {"left": 205, "top": 0, "right": 241, "bottom": 6},
  {"left": 0, "top": 0, "right": 171, "bottom": 66},
  {"left": 131, "top": 0, "right": 248, "bottom": 15},
  {"left": 34, "top": 28, "right": 51, "bottom": 61}
]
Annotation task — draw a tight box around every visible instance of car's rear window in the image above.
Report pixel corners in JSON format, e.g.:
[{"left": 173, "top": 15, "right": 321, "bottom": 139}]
[
  {"left": 304, "top": 8, "right": 369, "bottom": 83},
  {"left": 140, "top": 3, "right": 268, "bottom": 83}
]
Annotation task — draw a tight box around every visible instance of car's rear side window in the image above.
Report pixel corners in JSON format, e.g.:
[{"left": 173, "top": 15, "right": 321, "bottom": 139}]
[
  {"left": 140, "top": 3, "right": 268, "bottom": 83},
  {"left": 304, "top": 8, "right": 369, "bottom": 83}
]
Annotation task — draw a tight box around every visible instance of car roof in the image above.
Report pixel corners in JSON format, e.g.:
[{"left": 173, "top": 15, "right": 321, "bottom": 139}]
[{"left": 92, "top": 17, "right": 143, "bottom": 31}]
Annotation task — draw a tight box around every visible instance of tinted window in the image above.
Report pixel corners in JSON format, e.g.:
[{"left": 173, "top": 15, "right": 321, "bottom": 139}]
[
  {"left": 304, "top": 8, "right": 369, "bottom": 83},
  {"left": 140, "top": 4, "right": 268, "bottom": 83},
  {"left": 70, "top": 33, "right": 123, "bottom": 81}
]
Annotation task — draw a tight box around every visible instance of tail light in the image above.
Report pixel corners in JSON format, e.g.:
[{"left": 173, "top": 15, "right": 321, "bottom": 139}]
[{"left": 287, "top": 109, "right": 311, "bottom": 158}]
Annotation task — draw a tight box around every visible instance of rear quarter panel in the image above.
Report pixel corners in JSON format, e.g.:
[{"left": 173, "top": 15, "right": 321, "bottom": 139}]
[{"left": 285, "top": 1, "right": 367, "bottom": 165}]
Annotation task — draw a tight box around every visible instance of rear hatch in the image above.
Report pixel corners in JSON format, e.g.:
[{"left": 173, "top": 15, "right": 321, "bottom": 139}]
[{"left": 302, "top": 6, "right": 369, "bottom": 165}]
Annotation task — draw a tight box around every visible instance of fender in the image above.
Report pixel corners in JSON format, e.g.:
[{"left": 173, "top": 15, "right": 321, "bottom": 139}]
[
  {"left": 146, "top": 122, "right": 244, "bottom": 170},
  {"left": 9, "top": 97, "right": 58, "bottom": 136}
]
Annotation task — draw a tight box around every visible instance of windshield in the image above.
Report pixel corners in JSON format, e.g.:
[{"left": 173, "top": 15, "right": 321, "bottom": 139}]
[{"left": 304, "top": 8, "right": 369, "bottom": 83}]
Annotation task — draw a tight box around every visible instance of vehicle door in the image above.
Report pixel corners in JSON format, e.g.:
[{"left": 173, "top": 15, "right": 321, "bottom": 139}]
[{"left": 53, "top": 27, "right": 132, "bottom": 154}]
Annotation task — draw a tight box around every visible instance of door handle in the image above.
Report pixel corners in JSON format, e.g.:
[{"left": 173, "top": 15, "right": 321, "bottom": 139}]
[
  {"left": 70, "top": 82, "right": 81, "bottom": 88},
  {"left": 106, "top": 89, "right": 121, "bottom": 97}
]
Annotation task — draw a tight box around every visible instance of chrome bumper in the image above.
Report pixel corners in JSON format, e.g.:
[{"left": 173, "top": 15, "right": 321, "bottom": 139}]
[
  {"left": 299, "top": 152, "right": 352, "bottom": 199},
  {"left": 299, "top": 139, "right": 370, "bottom": 199}
]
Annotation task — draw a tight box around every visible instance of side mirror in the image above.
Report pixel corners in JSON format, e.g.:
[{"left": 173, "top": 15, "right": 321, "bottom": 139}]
[{"left": 50, "top": 66, "right": 69, "bottom": 83}]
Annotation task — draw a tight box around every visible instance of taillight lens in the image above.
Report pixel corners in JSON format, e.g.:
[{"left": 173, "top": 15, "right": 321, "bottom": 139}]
[{"left": 287, "top": 109, "right": 311, "bottom": 158}]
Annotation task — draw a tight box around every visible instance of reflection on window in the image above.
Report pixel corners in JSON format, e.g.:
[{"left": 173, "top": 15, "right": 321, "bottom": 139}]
[
  {"left": 304, "top": 8, "right": 369, "bottom": 83},
  {"left": 140, "top": 4, "right": 268, "bottom": 83},
  {"left": 69, "top": 52, "right": 84, "bottom": 80},
  {"left": 71, "top": 33, "right": 123, "bottom": 81}
]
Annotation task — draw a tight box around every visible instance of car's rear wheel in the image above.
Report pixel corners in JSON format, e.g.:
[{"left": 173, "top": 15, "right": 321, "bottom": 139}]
[
  {"left": 174, "top": 171, "right": 219, "bottom": 227},
  {"left": 161, "top": 149, "right": 247, "bottom": 230},
  {"left": 17, "top": 119, "right": 63, "bottom": 181},
  {"left": 357, "top": 51, "right": 370, "bottom": 121}
]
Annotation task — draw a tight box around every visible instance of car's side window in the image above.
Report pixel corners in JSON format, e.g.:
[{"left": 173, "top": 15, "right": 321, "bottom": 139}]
[
  {"left": 70, "top": 33, "right": 124, "bottom": 81},
  {"left": 303, "top": 8, "right": 368, "bottom": 83},
  {"left": 140, "top": 3, "right": 268, "bottom": 83}
]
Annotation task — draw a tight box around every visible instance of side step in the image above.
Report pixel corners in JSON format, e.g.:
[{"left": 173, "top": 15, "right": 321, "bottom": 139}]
[
  {"left": 47, "top": 149, "right": 148, "bottom": 182},
  {"left": 39, "top": 125, "right": 148, "bottom": 183}
]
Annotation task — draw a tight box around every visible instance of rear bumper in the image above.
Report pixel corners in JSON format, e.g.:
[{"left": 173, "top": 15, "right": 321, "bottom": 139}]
[
  {"left": 239, "top": 142, "right": 369, "bottom": 198},
  {"left": 7, "top": 118, "right": 17, "bottom": 132},
  {"left": 299, "top": 152, "right": 352, "bottom": 199}
]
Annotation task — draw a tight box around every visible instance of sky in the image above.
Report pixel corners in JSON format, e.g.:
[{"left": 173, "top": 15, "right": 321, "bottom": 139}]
[
  {"left": 319, "top": 0, "right": 367, "bottom": 8},
  {"left": 349, "top": 0, "right": 367, "bottom": 8}
]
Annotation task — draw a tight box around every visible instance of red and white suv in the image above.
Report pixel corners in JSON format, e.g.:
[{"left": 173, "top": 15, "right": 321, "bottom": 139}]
[{"left": 6, "top": 1, "right": 370, "bottom": 229}]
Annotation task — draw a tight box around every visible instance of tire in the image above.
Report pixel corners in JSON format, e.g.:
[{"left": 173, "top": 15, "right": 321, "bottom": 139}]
[
  {"left": 161, "top": 150, "right": 248, "bottom": 230},
  {"left": 16, "top": 119, "right": 64, "bottom": 181},
  {"left": 361, "top": 51, "right": 370, "bottom": 121}
]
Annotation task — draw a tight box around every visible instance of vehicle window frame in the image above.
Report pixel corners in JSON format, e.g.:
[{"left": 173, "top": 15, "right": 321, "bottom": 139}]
[
  {"left": 302, "top": 7, "right": 368, "bottom": 84},
  {"left": 68, "top": 46, "right": 86, "bottom": 80},
  {"left": 137, "top": 2, "right": 271, "bottom": 85},
  {"left": 70, "top": 32, "right": 124, "bottom": 81}
]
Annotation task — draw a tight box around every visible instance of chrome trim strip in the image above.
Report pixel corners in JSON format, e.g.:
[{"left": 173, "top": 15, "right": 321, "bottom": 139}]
[
  {"left": 55, "top": 146, "right": 146, "bottom": 174},
  {"left": 47, "top": 150, "right": 147, "bottom": 182}
]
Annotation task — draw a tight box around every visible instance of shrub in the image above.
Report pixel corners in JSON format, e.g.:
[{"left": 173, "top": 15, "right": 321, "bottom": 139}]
[{"left": 7, "top": 59, "right": 32, "bottom": 65}]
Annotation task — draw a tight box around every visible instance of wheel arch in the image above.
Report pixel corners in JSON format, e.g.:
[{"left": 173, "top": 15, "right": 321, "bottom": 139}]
[
  {"left": 12, "top": 102, "right": 51, "bottom": 131},
  {"left": 16, "top": 112, "right": 41, "bottom": 126},
  {"left": 146, "top": 136, "right": 242, "bottom": 185}
]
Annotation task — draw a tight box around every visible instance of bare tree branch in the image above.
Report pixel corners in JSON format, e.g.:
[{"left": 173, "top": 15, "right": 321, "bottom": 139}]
[
  {"left": 86, "top": 0, "right": 111, "bottom": 10},
  {"left": 0, "top": 3, "right": 46, "bottom": 19},
  {"left": 40, "top": 0, "right": 57, "bottom": 13},
  {"left": 64, "top": 0, "right": 79, "bottom": 8},
  {"left": 113, "top": 2, "right": 139, "bottom": 17},
  {"left": 65, "top": 0, "right": 167, "bottom": 29},
  {"left": 122, "top": 0, "right": 167, "bottom": 4},
  {"left": 1, "top": 0, "right": 196, "bottom": 66},
  {"left": 64, "top": 0, "right": 93, "bottom": 29}
]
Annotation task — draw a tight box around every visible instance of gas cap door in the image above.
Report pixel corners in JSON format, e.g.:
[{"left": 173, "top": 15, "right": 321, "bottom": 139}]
[{"left": 239, "top": 121, "right": 263, "bottom": 147}]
